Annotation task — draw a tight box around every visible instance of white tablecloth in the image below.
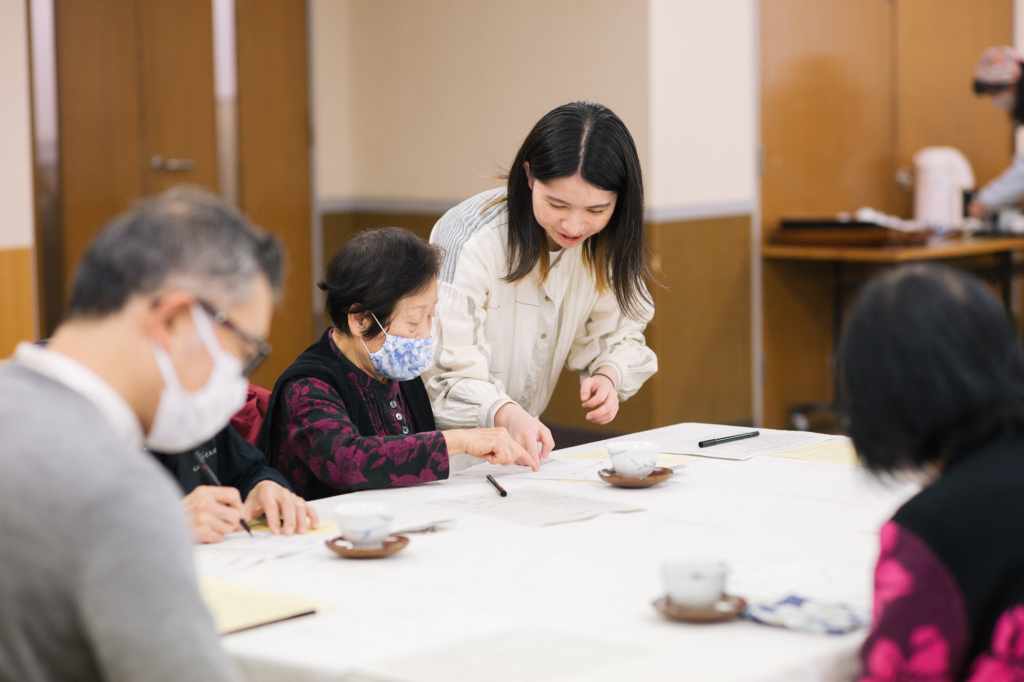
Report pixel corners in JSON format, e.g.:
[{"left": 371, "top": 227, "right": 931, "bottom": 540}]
[{"left": 198, "top": 427, "right": 916, "bottom": 682}]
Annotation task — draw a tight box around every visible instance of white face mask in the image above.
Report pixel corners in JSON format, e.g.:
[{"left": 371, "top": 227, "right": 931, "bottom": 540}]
[{"left": 145, "top": 305, "right": 248, "bottom": 452}]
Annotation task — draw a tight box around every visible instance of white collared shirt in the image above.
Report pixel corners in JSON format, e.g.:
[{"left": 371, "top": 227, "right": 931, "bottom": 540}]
[{"left": 14, "top": 342, "right": 145, "bottom": 449}]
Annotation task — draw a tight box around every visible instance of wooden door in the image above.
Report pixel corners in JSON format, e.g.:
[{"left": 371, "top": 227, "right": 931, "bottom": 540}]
[
  {"left": 760, "top": 0, "right": 898, "bottom": 428},
  {"left": 894, "top": 0, "right": 1014, "bottom": 214},
  {"left": 56, "top": 0, "right": 143, "bottom": 299},
  {"left": 236, "top": 0, "right": 314, "bottom": 388},
  {"left": 54, "top": 0, "right": 217, "bottom": 307},
  {"left": 138, "top": 0, "right": 219, "bottom": 195}
]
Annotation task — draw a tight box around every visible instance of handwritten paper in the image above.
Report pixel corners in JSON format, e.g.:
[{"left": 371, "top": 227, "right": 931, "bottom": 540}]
[
  {"left": 196, "top": 523, "right": 338, "bottom": 573},
  {"left": 456, "top": 458, "right": 605, "bottom": 481},
  {"left": 426, "top": 488, "right": 643, "bottom": 527}
]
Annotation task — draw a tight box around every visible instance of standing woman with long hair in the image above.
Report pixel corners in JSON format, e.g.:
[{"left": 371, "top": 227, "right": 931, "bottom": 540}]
[{"left": 425, "top": 101, "right": 657, "bottom": 457}]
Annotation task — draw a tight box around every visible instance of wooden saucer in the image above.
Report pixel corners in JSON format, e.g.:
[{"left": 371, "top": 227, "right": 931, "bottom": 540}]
[
  {"left": 325, "top": 535, "right": 409, "bottom": 559},
  {"left": 598, "top": 466, "right": 674, "bottom": 488},
  {"left": 653, "top": 594, "right": 747, "bottom": 624}
]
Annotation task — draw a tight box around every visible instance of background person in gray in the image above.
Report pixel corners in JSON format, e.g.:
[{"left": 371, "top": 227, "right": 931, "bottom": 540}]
[{"left": 0, "top": 187, "right": 281, "bottom": 682}]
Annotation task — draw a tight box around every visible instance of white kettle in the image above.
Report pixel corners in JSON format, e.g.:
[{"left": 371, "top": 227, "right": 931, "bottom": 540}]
[{"left": 913, "top": 147, "right": 975, "bottom": 229}]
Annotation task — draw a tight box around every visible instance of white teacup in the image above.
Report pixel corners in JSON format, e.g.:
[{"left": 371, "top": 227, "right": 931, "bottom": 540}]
[
  {"left": 333, "top": 503, "right": 394, "bottom": 548},
  {"left": 607, "top": 440, "right": 658, "bottom": 479},
  {"left": 661, "top": 558, "right": 729, "bottom": 608}
]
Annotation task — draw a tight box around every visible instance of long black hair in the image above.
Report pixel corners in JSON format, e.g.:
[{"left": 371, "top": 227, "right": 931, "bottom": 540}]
[
  {"left": 838, "top": 264, "right": 1024, "bottom": 475},
  {"left": 504, "top": 101, "right": 651, "bottom": 318},
  {"left": 319, "top": 227, "right": 440, "bottom": 338}
]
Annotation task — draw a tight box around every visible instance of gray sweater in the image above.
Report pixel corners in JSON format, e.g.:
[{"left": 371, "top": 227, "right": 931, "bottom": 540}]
[{"left": 0, "top": 362, "right": 238, "bottom": 682}]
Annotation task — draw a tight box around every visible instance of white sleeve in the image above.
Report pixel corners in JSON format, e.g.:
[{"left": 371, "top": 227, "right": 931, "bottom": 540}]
[
  {"left": 976, "top": 156, "right": 1024, "bottom": 209},
  {"left": 425, "top": 244, "right": 515, "bottom": 429},
  {"left": 566, "top": 285, "right": 658, "bottom": 401}
]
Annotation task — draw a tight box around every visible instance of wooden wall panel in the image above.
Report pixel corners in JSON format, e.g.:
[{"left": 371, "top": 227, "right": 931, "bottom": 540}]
[
  {"left": 651, "top": 215, "right": 752, "bottom": 426},
  {"left": 543, "top": 215, "right": 754, "bottom": 435},
  {"left": 0, "top": 248, "right": 37, "bottom": 357},
  {"left": 321, "top": 211, "right": 436, "bottom": 274},
  {"left": 895, "top": 0, "right": 1013, "bottom": 216},
  {"left": 761, "top": 0, "right": 900, "bottom": 239},
  {"left": 760, "top": 0, "right": 895, "bottom": 429},
  {"left": 55, "top": 0, "right": 142, "bottom": 298},
  {"left": 236, "top": 0, "right": 314, "bottom": 389}
]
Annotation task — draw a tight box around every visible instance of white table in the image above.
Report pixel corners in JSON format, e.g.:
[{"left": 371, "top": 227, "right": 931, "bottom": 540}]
[{"left": 198, "top": 426, "right": 916, "bottom": 682}]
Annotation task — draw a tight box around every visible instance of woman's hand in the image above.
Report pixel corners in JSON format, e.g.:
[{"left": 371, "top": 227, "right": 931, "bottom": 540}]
[
  {"left": 580, "top": 370, "right": 620, "bottom": 425},
  {"left": 494, "top": 403, "right": 555, "bottom": 460},
  {"left": 244, "top": 480, "right": 319, "bottom": 536},
  {"left": 183, "top": 485, "right": 244, "bottom": 544},
  {"left": 444, "top": 427, "right": 540, "bottom": 470}
]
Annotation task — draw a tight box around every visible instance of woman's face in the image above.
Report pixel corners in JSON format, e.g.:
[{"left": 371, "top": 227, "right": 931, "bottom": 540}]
[
  {"left": 527, "top": 169, "right": 618, "bottom": 250},
  {"left": 362, "top": 278, "right": 438, "bottom": 352}
]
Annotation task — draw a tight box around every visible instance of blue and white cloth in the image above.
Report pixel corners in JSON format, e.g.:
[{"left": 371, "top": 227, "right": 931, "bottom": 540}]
[{"left": 744, "top": 595, "right": 866, "bottom": 635}]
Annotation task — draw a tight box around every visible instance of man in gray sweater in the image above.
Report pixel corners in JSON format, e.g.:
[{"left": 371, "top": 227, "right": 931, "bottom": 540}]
[{"left": 0, "top": 187, "right": 283, "bottom": 681}]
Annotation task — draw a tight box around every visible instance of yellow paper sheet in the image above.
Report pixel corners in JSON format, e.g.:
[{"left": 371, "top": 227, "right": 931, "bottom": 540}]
[
  {"left": 246, "top": 520, "right": 339, "bottom": 536},
  {"left": 767, "top": 439, "right": 858, "bottom": 466},
  {"left": 199, "top": 577, "right": 319, "bottom": 635}
]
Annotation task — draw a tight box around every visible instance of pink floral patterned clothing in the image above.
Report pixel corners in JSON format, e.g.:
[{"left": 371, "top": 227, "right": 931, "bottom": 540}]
[{"left": 859, "top": 439, "right": 1024, "bottom": 681}]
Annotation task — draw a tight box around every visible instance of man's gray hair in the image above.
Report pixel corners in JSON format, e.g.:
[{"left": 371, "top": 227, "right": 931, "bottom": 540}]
[{"left": 67, "top": 186, "right": 284, "bottom": 317}]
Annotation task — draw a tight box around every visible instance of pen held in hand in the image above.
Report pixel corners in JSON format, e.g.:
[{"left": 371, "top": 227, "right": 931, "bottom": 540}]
[
  {"left": 193, "top": 453, "right": 253, "bottom": 536},
  {"left": 698, "top": 430, "right": 760, "bottom": 449},
  {"left": 486, "top": 474, "right": 508, "bottom": 497}
]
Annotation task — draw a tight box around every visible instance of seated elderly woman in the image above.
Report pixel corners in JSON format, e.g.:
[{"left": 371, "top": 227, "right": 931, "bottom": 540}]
[
  {"left": 260, "top": 227, "right": 538, "bottom": 499},
  {"left": 840, "top": 264, "right": 1024, "bottom": 681}
]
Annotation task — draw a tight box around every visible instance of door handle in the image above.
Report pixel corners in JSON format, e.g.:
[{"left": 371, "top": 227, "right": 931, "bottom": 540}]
[{"left": 150, "top": 155, "right": 195, "bottom": 172}]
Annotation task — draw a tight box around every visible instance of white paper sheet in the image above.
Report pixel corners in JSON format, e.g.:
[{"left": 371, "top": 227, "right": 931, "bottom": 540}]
[
  {"left": 196, "top": 525, "right": 336, "bottom": 573},
  {"left": 454, "top": 457, "right": 606, "bottom": 481},
  {"left": 632, "top": 423, "right": 838, "bottom": 461},
  {"left": 426, "top": 488, "right": 643, "bottom": 527},
  {"left": 361, "top": 629, "right": 649, "bottom": 682}
]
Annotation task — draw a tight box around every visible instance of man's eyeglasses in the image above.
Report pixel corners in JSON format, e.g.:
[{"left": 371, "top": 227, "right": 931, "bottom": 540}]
[{"left": 196, "top": 299, "right": 271, "bottom": 377}]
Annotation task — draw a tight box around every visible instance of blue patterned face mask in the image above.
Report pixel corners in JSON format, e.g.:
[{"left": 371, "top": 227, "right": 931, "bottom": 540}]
[{"left": 361, "top": 312, "right": 435, "bottom": 381}]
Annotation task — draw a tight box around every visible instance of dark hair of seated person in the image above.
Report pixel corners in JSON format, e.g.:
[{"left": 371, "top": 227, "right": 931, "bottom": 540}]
[
  {"left": 838, "top": 263, "right": 1024, "bottom": 475},
  {"left": 318, "top": 227, "right": 441, "bottom": 338}
]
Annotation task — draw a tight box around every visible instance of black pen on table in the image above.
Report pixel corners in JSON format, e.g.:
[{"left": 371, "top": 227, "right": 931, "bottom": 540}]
[
  {"left": 486, "top": 474, "right": 508, "bottom": 497},
  {"left": 698, "top": 430, "right": 760, "bottom": 449},
  {"left": 193, "top": 452, "right": 253, "bottom": 536}
]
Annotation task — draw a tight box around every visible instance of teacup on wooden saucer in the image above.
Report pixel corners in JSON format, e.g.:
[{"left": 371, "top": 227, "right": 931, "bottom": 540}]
[
  {"left": 598, "top": 466, "right": 674, "bottom": 488},
  {"left": 325, "top": 535, "right": 409, "bottom": 559},
  {"left": 653, "top": 594, "right": 747, "bottom": 624}
]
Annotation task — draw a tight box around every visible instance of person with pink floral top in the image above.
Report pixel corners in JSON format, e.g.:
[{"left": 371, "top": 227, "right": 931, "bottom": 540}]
[{"left": 839, "top": 264, "right": 1024, "bottom": 681}]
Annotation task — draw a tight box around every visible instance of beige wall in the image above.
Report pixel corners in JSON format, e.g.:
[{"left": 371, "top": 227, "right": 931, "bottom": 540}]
[
  {"left": 311, "top": 0, "right": 649, "bottom": 205},
  {"left": 311, "top": 0, "right": 757, "bottom": 213},
  {"left": 1, "top": 0, "right": 36, "bottom": 250},
  {"left": 648, "top": 0, "right": 756, "bottom": 213}
]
